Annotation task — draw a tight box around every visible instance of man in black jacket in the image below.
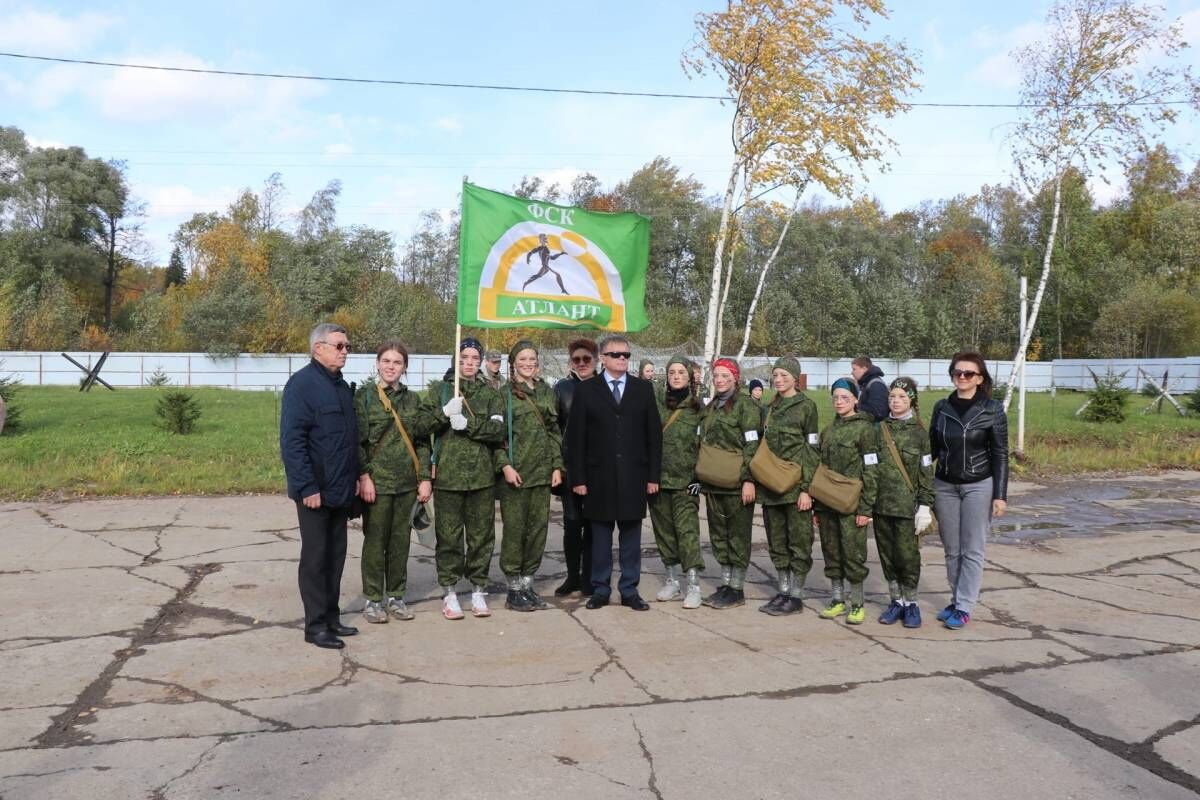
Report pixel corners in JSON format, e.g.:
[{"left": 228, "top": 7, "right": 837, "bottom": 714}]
[
  {"left": 280, "top": 323, "right": 361, "bottom": 650},
  {"left": 852, "top": 357, "right": 889, "bottom": 422},
  {"left": 566, "top": 335, "right": 662, "bottom": 610}
]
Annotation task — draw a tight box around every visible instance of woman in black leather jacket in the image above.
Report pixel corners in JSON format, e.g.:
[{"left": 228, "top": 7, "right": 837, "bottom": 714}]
[
  {"left": 552, "top": 338, "right": 598, "bottom": 595},
  {"left": 929, "top": 352, "right": 1008, "bottom": 631}
]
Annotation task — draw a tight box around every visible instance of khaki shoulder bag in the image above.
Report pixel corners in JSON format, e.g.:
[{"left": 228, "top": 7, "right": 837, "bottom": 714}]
[
  {"left": 373, "top": 382, "right": 423, "bottom": 479},
  {"left": 749, "top": 405, "right": 804, "bottom": 495},
  {"left": 807, "top": 428, "right": 863, "bottom": 514},
  {"left": 694, "top": 403, "right": 744, "bottom": 489},
  {"left": 879, "top": 421, "right": 914, "bottom": 493}
]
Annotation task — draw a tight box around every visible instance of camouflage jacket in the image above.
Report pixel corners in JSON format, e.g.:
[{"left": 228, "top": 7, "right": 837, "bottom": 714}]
[
  {"left": 817, "top": 410, "right": 879, "bottom": 516},
  {"left": 494, "top": 378, "right": 563, "bottom": 487},
  {"left": 874, "top": 414, "right": 935, "bottom": 517},
  {"left": 425, "top": 377, "right": 505, "bottom": 491},
  {"left": 354, "top": 380, "right": 436, "bottom": 493},
  {"left": 757, "top": 391, "right": 820, "bottom": 506},
  {"left": 699, "top": 393, "right": 762, "bottom": 495},
  {"left": 655, "top": 392, "right": 703, "bottom": 491}
]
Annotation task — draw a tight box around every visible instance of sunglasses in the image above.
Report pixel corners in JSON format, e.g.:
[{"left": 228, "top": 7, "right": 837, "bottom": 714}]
[
  {"left": 951, "top": 369, "right": 980, "bottom": 380},
  {"left": 603, "top": 351, "right": 632, "bottom": 360},
  {"left": 318, "top": 340, "right": 352, "bottom": 352},
  {"left": 571, "top": 355, "right": 594, "bottom": 364}
]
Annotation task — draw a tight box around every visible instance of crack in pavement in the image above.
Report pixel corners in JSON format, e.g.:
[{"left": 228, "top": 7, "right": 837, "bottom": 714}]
[
  {"left": 631, "top": 715, "right": 663, "bottom": 799},
  {"left": 564, "top": 608, "right": 661, "bottom": 701},
  {"left": 32, "top": 562, "right": 221, "bottom": 749},
  {"left": 106, "top": 676, "right": 294, "bottom": 732},
  {"left": 147, "top": 735, "right": 229, "bottom": 799}
]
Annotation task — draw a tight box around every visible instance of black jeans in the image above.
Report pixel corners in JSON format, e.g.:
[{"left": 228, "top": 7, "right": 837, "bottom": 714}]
[
  {"left": 296, "top": 502, "right": 350, "bottom": 635},
  {"left": 590, "top": 520, "right": 642, "bottom": 600}
]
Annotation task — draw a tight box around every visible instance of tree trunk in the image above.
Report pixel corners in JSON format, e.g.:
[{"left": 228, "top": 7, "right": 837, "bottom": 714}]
[
  {"left": 103, "top": 216, "right": 117, "bottom": 331},
  {"left": 714, "top": 225, "right": 740, "bottom": 357},
  {"left": 736, "top": 191, "right": 801, "bottom": 359},
  {"left": 1004, "top": 175, "right": 1062, "bottom": 412},
  {"left": 703, "top": 159, "right": 743, "bottom": 373}
]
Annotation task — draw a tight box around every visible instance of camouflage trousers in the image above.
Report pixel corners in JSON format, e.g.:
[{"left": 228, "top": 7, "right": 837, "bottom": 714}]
[
  {"left": 873, "top": 514, "right": 921, "bottom": 601},
  {"left": 498, "top": 483, "right": 550, "bottom": 578},
  {"left": 434, "top": 487, "right": 496, "bottom": 587},
  {"left": 705, "top": 493, "right": 753, "bottom": 570},
  {"left": 649, "top": 490, "right": 704, "bottom": 573},
  {"left": 360, "top": 490, "right": 417, "bottom": 601},
  {"left": 762, "top": 503, "right": 814, "bottom": 580},
  {"left": 817, "top": 509, "right": 869, "bottom": 585}
]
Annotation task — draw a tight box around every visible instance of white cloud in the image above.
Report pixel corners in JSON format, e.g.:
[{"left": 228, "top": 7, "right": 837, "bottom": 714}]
[
  {"left": 0, "top": 9, "right": 117, "bottom": 51},
  {"left": 434, "top": 116, "right": 463, "bottom": 134},
  {"left": 535, "top": 167, "right": 585, "bottom": 191},
  {"left": 967, "top": 21, "right": 1045, "bottom": 90},
  {"left": 143, "top": 183, "right": 240, "bottom": 218},
  {"left": 923, "top": 20, "right": 946, "bottom": 62},
  {"left": 324, "top": 142, "right": 354, "bottom": 156},
  {"left": 25, "top": 134, "right": 65, "bottom": 149}
]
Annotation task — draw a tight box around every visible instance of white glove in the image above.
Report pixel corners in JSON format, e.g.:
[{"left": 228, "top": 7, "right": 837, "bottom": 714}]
[
  {"left": 449, "top": 413, "right": 468, "bottom": 431},
  {"left": 915, "top": 505, "right": 933, "bottom": 535},
  {"left": 442, "top": 396, "right": 463, "bottom": 416}
]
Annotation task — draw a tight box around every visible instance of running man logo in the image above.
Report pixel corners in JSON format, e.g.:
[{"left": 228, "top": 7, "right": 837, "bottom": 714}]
[{"left": 458, "top": 183, "right": 650, "bottom": 331}]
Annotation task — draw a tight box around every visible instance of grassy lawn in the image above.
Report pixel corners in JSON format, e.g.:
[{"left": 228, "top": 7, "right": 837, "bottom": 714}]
[{"left": 0, "top": 385, "right": 1198, "bottom": 500}]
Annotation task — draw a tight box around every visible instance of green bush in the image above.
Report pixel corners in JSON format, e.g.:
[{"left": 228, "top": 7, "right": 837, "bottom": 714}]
[
  {"left": 1186, "top": 387, "right": 1200, "bottom": 416},
  {"left": 0, "top": 361, "right": 20, "bottom": 433},
  {"left": 145, "top": 368, "right": 171, "bottom": 387},
  {"left": 155, "top": 391, "right": 202, "bottom": 435},
  {"left": 1081, "top": 373, "right": 1130, "bottom": 424},
  {"left": 1141, "top": 381, "right": 1162, "bottom": 398},
  {"left": 992, "top": 383, "right": 1008, "bottom": 403}
]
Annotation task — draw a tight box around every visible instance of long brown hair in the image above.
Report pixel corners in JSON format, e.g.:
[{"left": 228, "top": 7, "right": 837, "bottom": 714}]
[{"left": 948, "top": 351, "right": 993, "bottom": 398}]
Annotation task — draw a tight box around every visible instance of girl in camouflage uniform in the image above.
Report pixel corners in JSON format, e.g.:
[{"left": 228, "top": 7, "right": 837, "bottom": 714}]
[
  {"left": 815, "top": 378, "right": 879, "bottom": 625},
  {"left": 496, "top": 341, "right": 563, "bottom": 612},
  {"left": 649, "top": 355, "right": 705, "bottom": 608},
  {"left": 873, "top": 377, "right": 935, "bottom": 628},
  {"left": 699, "top": 357, "right": 762, "bottom": 609},
  {"left": 425, "top": 338, "right": 506, "bottom": 620},
  {"left": 756, "top": 356, "right": 821, "bottom": 616},
  {"left": 355, "top": 341, "right": 437, "bottom": 624}
]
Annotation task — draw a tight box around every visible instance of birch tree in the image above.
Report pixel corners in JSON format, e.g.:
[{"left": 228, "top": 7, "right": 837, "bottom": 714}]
[
  {"left": 1004, "top": 0, "right": 1199, "bottom": 410},
  {"left": 683, "top": 0, "right": 918, "bottom": 368}
]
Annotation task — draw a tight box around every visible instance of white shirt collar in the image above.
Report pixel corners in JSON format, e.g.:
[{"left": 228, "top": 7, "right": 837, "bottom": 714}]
[{"left": 602, "top": 370, "right": 627, "bottom": 388}]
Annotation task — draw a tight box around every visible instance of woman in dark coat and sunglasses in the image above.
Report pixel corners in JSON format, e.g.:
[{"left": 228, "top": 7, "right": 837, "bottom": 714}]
[
  {"left": 929, "top": 352, "right": 1009, "bottom": 631},
  {"left": 553, "top": 338, "right": 598, "bottom": 595}
]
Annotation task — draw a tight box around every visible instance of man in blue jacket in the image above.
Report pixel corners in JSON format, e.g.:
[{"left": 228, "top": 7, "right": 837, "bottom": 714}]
[{"left": 280, "top": 323, "right": 361, "bottom": 649}]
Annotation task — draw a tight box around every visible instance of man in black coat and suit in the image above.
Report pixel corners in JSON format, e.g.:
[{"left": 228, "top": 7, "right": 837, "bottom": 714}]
[{"left": 566, "top": 334, "right": 663, "bottom": 610}]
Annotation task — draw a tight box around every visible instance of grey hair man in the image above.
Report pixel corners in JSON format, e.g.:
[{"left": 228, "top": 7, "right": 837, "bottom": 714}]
[{"left": 280, "top": 323, "right": 361, "bottom": 649}]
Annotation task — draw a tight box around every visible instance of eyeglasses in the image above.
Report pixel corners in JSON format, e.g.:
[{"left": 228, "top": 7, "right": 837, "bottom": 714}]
[
  {"left": 318, "top": 340, "right": 352, "bottom": 352},
  {"left": 571, "top": 355, "right": 594, "bottom": 364},
  {"left": 951, "top": 369, "right": 979, "bottom": 380},
  {"left": 603, "top": 351, "right": 632, "bottom": 360}
]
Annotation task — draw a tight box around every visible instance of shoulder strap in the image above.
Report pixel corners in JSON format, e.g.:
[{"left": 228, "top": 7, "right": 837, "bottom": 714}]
[
  {"left": 879, "top": 421, "right": 914, "bottom": 493},
  {"left": 662, "top": 407, "right": 684, "bottom": 432},
  {"left": 374, "top": 382, "right": 422, "bottom": 478}
]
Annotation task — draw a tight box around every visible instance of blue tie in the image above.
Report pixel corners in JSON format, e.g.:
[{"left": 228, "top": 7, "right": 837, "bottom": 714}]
[{"left": 611, "top": 379, "right": 621, "bottom": 404}]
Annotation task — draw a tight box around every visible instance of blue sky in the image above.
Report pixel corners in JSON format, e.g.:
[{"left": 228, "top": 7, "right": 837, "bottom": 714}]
[{"left": 2, "top": 0, "right": 1198, "bottom": 263}]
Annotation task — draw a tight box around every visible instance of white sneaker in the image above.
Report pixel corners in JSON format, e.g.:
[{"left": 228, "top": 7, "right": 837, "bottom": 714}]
[
  {"left": 386, "top": 597, "right": 414, "bottom": 621},
  {"left": 682, "top": 584, "right": 703, "bottom": 609},
  {"left": 442, "top": 592, "right": 464, "bottom": 620},
  {"left": 656, "top": 579, "right": 681, "bottom": 602},
  {"left": 471, "top": 590, "right": 491, "bottom": 617}
]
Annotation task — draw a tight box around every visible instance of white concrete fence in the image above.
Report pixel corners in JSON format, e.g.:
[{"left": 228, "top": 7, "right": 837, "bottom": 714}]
[{"left": 3, "top": 351, "right": 1197, "bottom": 393}]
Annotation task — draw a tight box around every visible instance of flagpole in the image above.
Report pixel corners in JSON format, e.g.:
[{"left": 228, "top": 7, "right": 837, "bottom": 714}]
[{"left": 454, "top": 174, "right": 468, "bottom": 398}]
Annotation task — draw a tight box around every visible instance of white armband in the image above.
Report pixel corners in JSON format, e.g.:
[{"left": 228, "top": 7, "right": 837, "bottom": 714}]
[
  {"left": 808, "top": 433, "right": 819, "bottom": 445},
  {"left": 863, "top": 453, "right": 879, "bottom": 466},
  {"left": 921, "top": 454, "right": 933, "bottom": 467},
  {"left": 744, "top": 430, "right": 759, "bottom": 442},
  {"left": 490, "top": 415, "right": 504, "bottom": 422}
]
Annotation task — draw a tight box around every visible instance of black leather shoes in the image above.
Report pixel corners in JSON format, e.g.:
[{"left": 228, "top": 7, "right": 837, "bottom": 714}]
[
  {"left": 305, "top": 630, "right": 345, "bottom": 649},
  {"left": 554, "top": 578, "right": 582, "bottom": 597},
  {"left": 327, "top": 623, "right": 358, "bottom": 637},
  {"left": 621, "top": 595, "right": 650, "bottom": 611},
  {"left": 585, "top": 594, "right": 610, "bottom": 609}
]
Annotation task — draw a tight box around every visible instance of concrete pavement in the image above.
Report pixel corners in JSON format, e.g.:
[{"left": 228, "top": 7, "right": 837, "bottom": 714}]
[{"left": 2, "top": 472, "right": 1200, "bottom": 798}]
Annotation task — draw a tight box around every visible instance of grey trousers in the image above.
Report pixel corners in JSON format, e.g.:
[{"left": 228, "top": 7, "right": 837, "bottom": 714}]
[{"left": 933, "top": 477, "right": 993, "bottom": 614}]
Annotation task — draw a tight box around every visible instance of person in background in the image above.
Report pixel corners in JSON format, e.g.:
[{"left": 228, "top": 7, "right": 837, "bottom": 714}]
[
  {"left": 649, "top": 355, "right": 705, "bottom": 609},
  {"left": 748, "top": 379, "right": 765, "bottom": 404},
  {"left": 930, "top": 352, "right": 1008, "bottom": 631},
  {"left": 815, "top": 377, "right": 879, "bottom": 626},
  {"left": 425, "top": 338, "right": 506, "bottom": 620},
  {"left": 851, "top": 356, "right": 889, "bottom": 422},
  {"left": 699, "top": 357, "right": 761, "bottom": 609},
  {"left": 496, "top": 341, "right": 563, "bottom": 611},
  {"left": 279, "top": 323, "right": 360, "bottom": 650},
  {"left": 756, "top": 357, "right": 819, "bottom": 616},
  {"left": 639, "top": 359, "right": 656, "bottom": 382},
  {"left": 873, "top": 377, "right": 935, "bottom": 629},
  {"left": 483, "top": 350, "right": 504, "bottom": 390},
  {"left": 355, "top": 341, "right": 435, "bottom": 624},
  {"left": 553, "top": 337, "right": 598, "bottom": 596}
]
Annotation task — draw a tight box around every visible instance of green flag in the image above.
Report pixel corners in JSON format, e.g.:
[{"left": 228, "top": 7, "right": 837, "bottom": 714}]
[{"left": 458, "top": 182, "right": 650, "bottom": 331}]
